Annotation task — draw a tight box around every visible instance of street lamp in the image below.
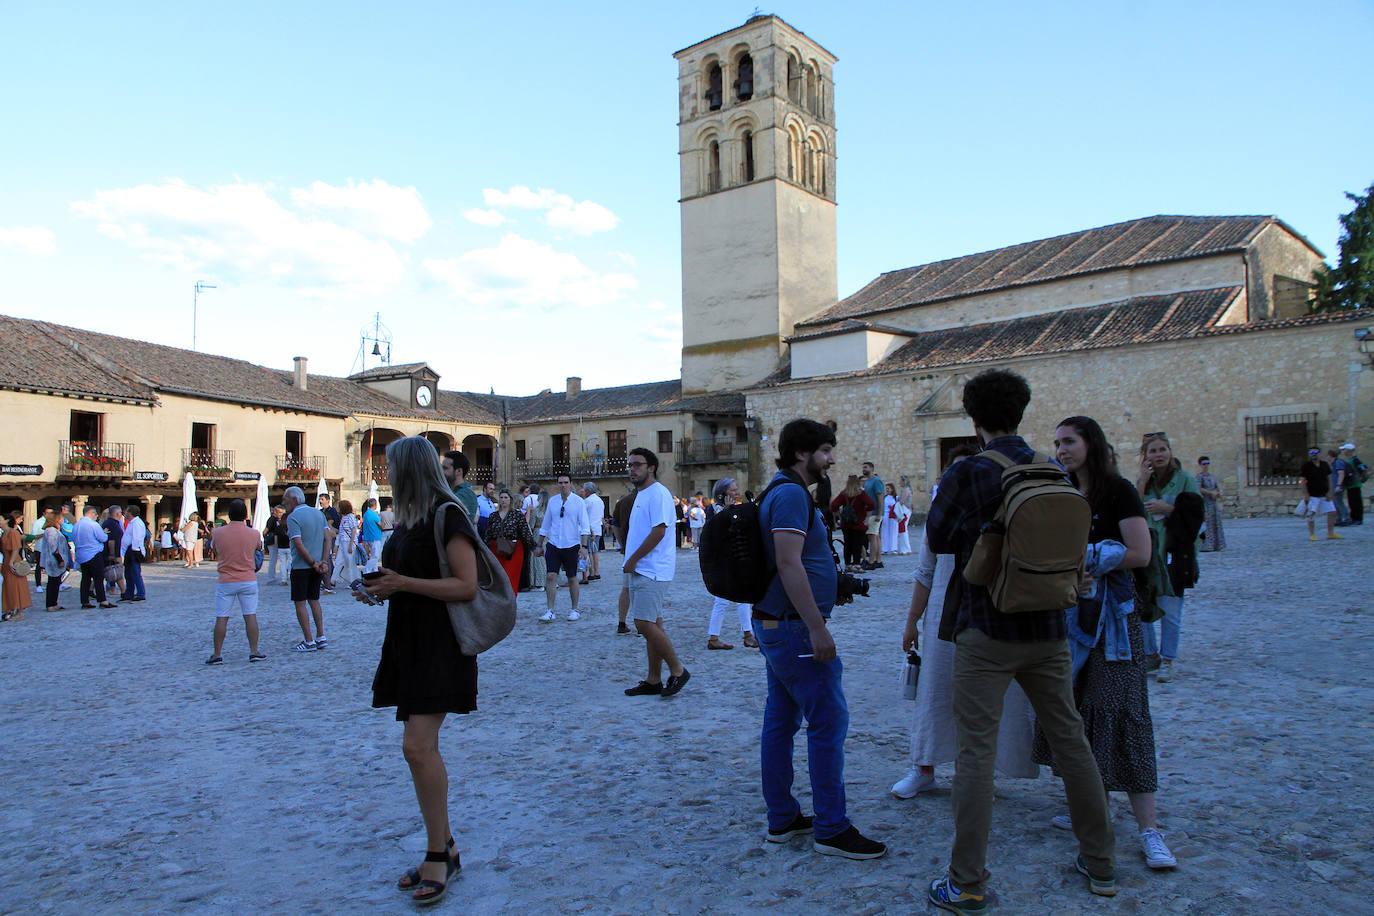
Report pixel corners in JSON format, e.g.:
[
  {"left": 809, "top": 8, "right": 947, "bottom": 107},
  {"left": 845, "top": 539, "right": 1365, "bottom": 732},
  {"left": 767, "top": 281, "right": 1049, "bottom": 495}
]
[{"left": 193, "top": 281, "right": 217, "bottom": 350}]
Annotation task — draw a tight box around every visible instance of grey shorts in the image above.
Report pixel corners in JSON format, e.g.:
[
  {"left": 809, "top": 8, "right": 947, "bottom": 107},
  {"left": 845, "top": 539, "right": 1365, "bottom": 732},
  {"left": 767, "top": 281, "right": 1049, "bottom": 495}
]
[
  {"left": 627, "top": 572, "right": 668, "bottom": 622},
  {"left": 587, "top": 537, "right": 600, "bottom": 555}
]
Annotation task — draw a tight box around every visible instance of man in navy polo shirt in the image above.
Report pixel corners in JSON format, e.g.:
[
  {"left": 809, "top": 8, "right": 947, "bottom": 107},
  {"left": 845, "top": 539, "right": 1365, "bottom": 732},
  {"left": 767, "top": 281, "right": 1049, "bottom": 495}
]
[{"left": 752, "top": 418, "right": 886, "bottom": 861}]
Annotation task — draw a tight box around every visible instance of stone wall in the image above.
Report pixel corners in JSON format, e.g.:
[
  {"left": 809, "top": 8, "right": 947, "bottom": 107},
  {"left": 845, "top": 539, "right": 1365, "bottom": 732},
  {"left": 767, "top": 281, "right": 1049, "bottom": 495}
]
[
  {"left": 746, "top": 319, "right": 1373, "bottom": 517},
  {"left": 1247, "top": 222, "right": 1325, "bottom": 320}
]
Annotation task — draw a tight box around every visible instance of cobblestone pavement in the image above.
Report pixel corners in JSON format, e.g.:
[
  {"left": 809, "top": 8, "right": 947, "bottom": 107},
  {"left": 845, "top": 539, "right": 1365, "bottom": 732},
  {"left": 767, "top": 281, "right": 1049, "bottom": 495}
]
[{"left": 1, "top": 518, "right": 1370, "bottom": 914}]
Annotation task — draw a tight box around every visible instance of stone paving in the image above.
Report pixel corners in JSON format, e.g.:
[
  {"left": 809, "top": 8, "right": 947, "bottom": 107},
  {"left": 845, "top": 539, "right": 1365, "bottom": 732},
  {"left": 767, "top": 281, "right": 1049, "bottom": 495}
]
[{"left": 0, "top": 518, "right": 1370, "bottom": 914}]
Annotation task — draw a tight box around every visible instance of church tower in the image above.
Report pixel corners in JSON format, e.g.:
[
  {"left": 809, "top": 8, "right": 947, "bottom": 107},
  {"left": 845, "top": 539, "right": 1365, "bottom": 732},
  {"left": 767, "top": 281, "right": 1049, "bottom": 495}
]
[{"left": 675, "top": 16, "right": 838, "bottom": 394}]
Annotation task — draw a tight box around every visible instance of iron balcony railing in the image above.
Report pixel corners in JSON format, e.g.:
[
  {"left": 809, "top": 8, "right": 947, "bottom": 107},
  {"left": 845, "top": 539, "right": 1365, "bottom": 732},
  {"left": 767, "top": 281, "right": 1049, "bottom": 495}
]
[
  {"left": 677, "top": 440, "right": 750, "bottom": 466},
  {"left": 465, "top": 466, "right": 496, "bottom": 484},
  {"left": 513, "top": 456, "right": 629, "bottom": 480},
  {"left": 58, "top": 440, "right": 133, "bottom": 477},
  {"left": 365, "top": 460, "right": 389, "bottom": 486},
  {"left": 276, "top": 455, "right": 326, "bottom": 483},
  {"left": 182, "top": 448, "right": 235, "bottom": 478}
]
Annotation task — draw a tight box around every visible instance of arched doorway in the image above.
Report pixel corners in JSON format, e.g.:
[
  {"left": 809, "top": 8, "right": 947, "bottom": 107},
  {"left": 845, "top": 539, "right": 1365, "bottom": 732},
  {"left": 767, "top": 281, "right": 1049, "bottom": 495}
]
[
  {"left": 461, "top": 434, "right": 496, "bottom": 484},
  {"left": 362, "top": 428, "right": 404, "bottom": 486},
  {"left": 422, "top": 431, "right": 454, "bottom": 454}
]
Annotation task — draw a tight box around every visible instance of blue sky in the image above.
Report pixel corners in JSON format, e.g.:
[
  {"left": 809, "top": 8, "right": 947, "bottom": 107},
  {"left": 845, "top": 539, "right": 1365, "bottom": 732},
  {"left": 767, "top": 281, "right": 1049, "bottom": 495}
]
[{"left": 2, "top": 1, "right": 1370, "bottom": 395}]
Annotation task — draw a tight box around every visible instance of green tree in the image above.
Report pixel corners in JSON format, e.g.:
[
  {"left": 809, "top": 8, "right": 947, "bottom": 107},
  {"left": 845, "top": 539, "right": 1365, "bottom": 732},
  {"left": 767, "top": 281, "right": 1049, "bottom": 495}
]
[{"left": 1312, "top": 182, "right": 1374, "bottom": 312}]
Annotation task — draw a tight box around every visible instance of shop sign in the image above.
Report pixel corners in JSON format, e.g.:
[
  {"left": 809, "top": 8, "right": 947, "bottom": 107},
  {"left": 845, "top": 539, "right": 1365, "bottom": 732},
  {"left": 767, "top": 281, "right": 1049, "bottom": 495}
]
[
  {"left": 132, "top": 470, "right": 169, "bottom": 482},
  {"left": 233, "top": 471, "right": 262, "bottom": 482},
  {"left": 0, "top": 464, "right": 43, "bottom": 476}
]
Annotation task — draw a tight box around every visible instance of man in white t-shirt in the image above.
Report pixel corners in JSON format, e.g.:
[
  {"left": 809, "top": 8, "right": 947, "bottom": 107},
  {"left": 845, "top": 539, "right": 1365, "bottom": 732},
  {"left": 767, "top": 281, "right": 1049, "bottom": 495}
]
[
  {"left": 622, "top": 448, "right": 689, "bottom": 698},
  {"left": 579, "top": 482, "right": 606, "bottom": 584}
]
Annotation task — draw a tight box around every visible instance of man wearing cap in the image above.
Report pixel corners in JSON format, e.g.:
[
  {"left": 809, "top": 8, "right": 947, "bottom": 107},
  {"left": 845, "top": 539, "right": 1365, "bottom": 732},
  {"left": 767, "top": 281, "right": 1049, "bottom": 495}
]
[
  {"left": 1328, "top": 449, "right": 1352, "bottom": 526},
  {"left": 1340, "top": 442, "right": 1365, "bottom": 526},
  {"left": 1298, "top": 448, "right": 1341, "bottom": 542}
]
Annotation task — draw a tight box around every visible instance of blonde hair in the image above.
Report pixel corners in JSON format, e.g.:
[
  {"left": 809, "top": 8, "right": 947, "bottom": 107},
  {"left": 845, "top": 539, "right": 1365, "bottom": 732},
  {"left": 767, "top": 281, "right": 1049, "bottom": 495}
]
[
  {"left": 387, "top": 436, "right": 464, "bottom": 529},
  {"left": 843, "top": 474, "right": 862, "bottom": 498}
]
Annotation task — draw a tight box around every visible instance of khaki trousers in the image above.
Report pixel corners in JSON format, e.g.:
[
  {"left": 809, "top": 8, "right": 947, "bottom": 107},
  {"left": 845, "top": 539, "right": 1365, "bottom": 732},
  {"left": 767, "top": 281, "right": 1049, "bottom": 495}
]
[{"left": 949, "top": 627, "right": 1115, "bottom": 894}]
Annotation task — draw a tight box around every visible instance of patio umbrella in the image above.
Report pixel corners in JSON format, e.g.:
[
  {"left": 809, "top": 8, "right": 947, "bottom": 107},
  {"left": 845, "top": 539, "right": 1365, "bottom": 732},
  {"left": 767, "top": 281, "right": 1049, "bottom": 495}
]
[
  {"left": 252, "top": 475, "right": 270, "bottom": 530},
  {"left": 315, "top": 477, "right": 329, "bottom": 508},
  {"left": 367, "top": 478, "right": 379, "bottom": 507},
  {"left": 179, "top": 471, "right": 197, "bottom": 526}
]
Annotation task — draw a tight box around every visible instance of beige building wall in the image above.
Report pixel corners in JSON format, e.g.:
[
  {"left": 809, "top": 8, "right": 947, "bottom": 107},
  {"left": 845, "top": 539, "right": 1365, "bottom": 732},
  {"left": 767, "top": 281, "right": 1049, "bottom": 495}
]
[
  {"left": 747, "top": 322, "right": 1372, "bottom": 517},
  {"left": 1246, "top": 223, "right": 1324, "bottom": 320}
]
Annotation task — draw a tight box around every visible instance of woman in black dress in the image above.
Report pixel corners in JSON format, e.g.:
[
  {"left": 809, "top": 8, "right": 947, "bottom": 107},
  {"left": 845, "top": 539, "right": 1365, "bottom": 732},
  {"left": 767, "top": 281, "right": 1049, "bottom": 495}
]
[
  {"left": 360, "top": 436, "right": 480, "bottom": 906},
  {"left": 1033, "top": 416, "right": 1178, "bottom": 871}
]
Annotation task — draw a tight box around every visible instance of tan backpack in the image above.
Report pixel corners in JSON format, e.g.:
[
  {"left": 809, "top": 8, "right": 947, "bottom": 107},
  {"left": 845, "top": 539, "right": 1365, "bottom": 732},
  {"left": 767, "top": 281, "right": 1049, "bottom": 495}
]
[{"left": 962, "top": 451, "right": 1090, "bottom": 614}]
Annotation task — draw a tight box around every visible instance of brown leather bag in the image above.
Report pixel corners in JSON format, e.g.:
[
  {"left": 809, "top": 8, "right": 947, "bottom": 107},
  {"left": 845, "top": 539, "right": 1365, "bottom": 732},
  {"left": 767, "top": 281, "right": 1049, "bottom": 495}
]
[{"left": 494, "top": 536, "right": 515, "bottom": 559}]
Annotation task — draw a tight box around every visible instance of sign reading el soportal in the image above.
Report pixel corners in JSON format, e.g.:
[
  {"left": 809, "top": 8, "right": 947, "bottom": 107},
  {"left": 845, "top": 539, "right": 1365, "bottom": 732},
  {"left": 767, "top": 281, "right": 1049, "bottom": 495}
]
[
  {"left": 233, "top": 471, "right": 261, "bottom": 481},
  {"left": 133, "top": 471, "right": 169, "bottom": 482},
  {"left": 1, "top": 464, "right": 43, "bottom": 476}
]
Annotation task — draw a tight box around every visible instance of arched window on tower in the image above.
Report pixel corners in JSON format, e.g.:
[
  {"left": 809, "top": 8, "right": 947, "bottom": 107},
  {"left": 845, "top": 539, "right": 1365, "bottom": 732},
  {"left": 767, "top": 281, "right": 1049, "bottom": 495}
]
[
  {"left": 708, "top": 140, "right": 722, "bottom": 192},
  {"left": 802, "top": 138, "right": 813, "bottom": 189},
  {"left": 787, "top": 54, "right": 801, "bottom": 103},
  {"left": 805, "top": 65, "right": 818, "bottom": 116},
  {"left": 706, "top": 63, "right": 723, "bottom": 111},
  {"left": 787, "top": 125, "right": 801, "bottom": 181},
  {"left": 735, "top": 52, "right": 754, "bottom": 101},
  {"left": 742, "top": 130, "right": 755, "bottom": 182}
]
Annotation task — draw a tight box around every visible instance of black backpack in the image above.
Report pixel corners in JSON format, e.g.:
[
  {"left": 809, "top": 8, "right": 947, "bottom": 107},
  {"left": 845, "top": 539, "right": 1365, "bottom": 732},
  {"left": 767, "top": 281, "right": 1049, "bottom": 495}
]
[
  {"left": 835, "top": 498, "right": 858, "bottom": 527},
  {"left": 698, "top": 477, "right": 814, "bottom": 604}
]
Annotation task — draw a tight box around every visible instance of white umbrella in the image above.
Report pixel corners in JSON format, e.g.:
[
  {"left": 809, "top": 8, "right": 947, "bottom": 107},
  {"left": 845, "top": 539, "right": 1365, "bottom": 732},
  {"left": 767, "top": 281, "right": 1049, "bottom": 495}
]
[
  {"left": 252, "top": 475, "right": 270, "bottom": 530},
  {"left": 179, "top": 472, "right": 197, "bottom": 526},
  {"left": 367, "top": 478, "right": 379, "bottom": 506},
  {"left": 315, "top": 477, "right": 329, "bottom": 508}
]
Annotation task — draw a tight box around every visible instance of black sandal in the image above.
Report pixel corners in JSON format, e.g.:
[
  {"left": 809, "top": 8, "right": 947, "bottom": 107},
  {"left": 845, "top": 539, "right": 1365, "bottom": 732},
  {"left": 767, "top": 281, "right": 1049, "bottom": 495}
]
[
  {"left": 397, "top": 837, "right": 455, "bottom": 891},
  {"left": 411, "top": 848, "right": 459, "bottom": 907}
]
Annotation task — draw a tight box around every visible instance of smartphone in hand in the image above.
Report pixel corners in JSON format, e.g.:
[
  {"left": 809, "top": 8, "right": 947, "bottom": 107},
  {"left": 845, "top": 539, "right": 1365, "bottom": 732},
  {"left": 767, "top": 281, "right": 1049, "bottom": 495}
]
[{"left": 351, "top": 577, "right": 383, "bottom": 605}]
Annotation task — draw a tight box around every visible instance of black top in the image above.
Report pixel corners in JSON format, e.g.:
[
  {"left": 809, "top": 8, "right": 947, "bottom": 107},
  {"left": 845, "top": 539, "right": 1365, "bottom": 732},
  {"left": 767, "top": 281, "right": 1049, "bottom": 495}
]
[
  {"left": 370, "top": 503, "right": 479, "bottom": 721},
  {"left": 484, "top": 508, "right": 536, "bottom": 547},
  {"left": 322, "top": 506, "right": 341, "bottom": 530},
  {"left": 102, "top": 518, "right": 123, "bottom": 557},
  {"left": 264, "top": 516, "right": 290, "bottom": 548},
  {"left": 1088, "top": 476, "right": 1146, "bottom": 545},
  {"left": 1300, "top": 460, "right": 1331, "bottom": 497}
]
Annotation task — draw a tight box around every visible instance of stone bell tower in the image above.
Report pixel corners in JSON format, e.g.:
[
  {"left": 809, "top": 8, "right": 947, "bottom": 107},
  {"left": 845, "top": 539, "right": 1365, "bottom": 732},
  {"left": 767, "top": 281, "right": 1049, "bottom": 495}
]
[{"left": 675, "top": 15, "right": 838, "bottom": 394}]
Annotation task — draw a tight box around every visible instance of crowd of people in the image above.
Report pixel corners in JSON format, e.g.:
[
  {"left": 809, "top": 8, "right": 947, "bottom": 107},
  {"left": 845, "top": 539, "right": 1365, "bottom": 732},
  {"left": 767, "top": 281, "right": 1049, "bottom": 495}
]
[{"left": 2, "top": 372, "right": 1367, "bottom": 911}]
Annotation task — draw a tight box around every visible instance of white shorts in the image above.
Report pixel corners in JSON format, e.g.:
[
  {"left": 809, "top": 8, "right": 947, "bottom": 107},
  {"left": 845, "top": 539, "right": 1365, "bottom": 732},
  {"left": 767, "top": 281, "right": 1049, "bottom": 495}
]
[
  {"left": 1297, "top": 497, "right": 1336, "bottom": 517},
  {"left": 627, "top": 572, "right": 669, "bottom": 622},
  {"left": 215, "top": 580, "right": 260, "bottom": 617}
]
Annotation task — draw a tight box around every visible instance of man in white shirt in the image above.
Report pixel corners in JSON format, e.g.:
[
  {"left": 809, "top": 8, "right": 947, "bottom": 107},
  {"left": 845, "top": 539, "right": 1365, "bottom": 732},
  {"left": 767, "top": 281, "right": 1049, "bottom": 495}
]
[
  {"left": 579, "top": 482, "right": 606, "bottom": 585},
  {"left": 536, "top": 474, "right": 590, "bottom": 621},
  {"left": 520, "top": 485, "right": 537, "bottom": 521},
  {"left": 476, "top": 482, "right": 498, "bottom": 538},
  {"left": 119, "top": 503, "right": 150, "bottom": 601},
  {"left": 622, "top": 448, "right": 689, "bottom": 698}
]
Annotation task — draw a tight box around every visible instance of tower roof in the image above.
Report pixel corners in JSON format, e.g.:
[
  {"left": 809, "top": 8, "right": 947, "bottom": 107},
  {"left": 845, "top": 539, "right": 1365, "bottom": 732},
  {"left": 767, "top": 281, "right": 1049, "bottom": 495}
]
[{"left": 674, "top": 14, "right": 836, "bottom": 60}]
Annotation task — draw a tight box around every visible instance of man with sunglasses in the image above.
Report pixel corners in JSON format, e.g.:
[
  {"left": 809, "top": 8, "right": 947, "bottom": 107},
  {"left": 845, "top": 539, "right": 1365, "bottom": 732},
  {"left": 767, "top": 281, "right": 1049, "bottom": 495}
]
[{"left": 536, "top": 474, "right": 590, "bottom": 621}]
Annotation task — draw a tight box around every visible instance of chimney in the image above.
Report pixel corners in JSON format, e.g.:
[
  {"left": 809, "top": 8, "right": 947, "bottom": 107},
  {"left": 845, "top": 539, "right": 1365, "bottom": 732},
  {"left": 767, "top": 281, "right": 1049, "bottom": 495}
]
[
  {"left": 566, "top": 376, "right": 581, "bottom": 399},
  {"left": 293, "top": 356, "right": 308, "bottom": 391}
]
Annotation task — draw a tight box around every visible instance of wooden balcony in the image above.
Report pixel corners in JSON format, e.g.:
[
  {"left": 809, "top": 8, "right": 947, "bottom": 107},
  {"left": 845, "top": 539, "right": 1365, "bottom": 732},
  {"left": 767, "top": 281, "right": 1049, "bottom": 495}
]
[
  {"left": 677, "top": 440, "right": 749, "bottom": 466},
  {"left": 182, "top": 448, "right": 235, "bottom": 480},
  {"left": 513, "top": 456, "right": 628, "bottom": 481},
  {"left": 58, "top": 441, "right": 133, "bottom": 479}
]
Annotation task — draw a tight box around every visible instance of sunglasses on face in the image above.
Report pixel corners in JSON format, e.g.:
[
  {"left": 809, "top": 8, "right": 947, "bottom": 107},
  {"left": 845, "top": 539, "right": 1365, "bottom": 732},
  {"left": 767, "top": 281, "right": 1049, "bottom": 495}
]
[{"left": 1141, "top": 432, "right": 1167, "bottom": 442}]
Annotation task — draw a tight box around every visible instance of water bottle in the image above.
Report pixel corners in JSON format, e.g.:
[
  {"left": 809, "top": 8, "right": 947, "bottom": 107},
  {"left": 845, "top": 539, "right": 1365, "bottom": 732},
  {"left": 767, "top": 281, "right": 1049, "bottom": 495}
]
[
  {"left": 578, "top": 555, "right": 588, "bottom": 576},
  {"left": 902, "top": 649, "right": 921, "bottom": 700}
]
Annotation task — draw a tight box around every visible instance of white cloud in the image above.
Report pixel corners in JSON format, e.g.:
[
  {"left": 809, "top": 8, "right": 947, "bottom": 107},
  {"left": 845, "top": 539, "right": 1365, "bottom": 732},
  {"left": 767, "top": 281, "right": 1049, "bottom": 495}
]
[
  {"left": 289, "top": 179, "right": 431, "bottom": 243},
  {"left": 479, "top": 184, "right": 620, "bottom": 235},
  {"left": 0, "top": 226, "right": 57, "bottom": 256},
  {"left": 71, "top": 179, "right": 416, "bottom": 294},
  {"left": 424, "top": 233, "right": 636, "bottom": 309},
  {"left": 462, "top": 208, "right": 507, "bottom": 227}
]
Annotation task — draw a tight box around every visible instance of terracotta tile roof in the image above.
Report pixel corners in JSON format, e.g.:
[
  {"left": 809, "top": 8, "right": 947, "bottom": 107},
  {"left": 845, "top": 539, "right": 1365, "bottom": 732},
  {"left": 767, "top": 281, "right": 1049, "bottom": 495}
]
[
  {"left": 0, "top": 315, "right": 157, "bottom": 402},
  {"left": 757, "top": 288, "right": 1367, "bottom": 388},
  {"left": 346, "top": 362, "right": 432, "bottom": 381},
  {"left": 797, "top": 215, "right": 1320, "bottom": 329},
  {"left": 457, "top": 380, "right": 745, "bottom": 426}
]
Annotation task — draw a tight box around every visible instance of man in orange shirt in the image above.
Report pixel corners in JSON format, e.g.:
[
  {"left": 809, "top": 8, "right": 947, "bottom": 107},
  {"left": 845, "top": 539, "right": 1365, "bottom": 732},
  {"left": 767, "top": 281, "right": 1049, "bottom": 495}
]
[{"left": 207, "top": 499, "right": 266, "bottom": 665}]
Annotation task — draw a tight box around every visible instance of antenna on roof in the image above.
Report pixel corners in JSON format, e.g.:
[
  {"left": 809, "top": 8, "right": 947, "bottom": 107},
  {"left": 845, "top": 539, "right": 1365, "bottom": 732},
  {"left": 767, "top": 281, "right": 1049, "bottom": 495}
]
[{"left": 351, "top": 312, "right": 393, "bottom": 374}]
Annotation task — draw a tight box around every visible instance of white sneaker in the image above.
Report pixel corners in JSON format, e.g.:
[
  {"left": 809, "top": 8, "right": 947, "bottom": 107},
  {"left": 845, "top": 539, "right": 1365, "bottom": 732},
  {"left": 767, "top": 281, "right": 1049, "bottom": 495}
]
[
  {"left": 1157, "top": 661, "right": 1174, "bottom": 683},
  {"left": 1051, "top": 814, "right": 1073, "bottom": 831},
  {"left": 890, "top": 767, "right": 936, "bottom": 799},
  {"left": 539, "top": 611, "right": 556, "bottom": 623},
  {"left": 1140, "top": 828, "right": 1177, "bottom": 869},
  {"left": 567, "top": 610, "right": 581, "bottom": 621}
]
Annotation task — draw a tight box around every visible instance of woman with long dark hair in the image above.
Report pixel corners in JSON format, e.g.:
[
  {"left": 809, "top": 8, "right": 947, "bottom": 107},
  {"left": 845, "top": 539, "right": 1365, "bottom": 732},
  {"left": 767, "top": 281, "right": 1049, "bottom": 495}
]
[
  {"left": 1032, "top": 416, "right": 1176, "bottom": 871},
  {"left": 1136, "top": 432, "right": 1201, "bottom": 681},
  {"left": 361, "top": 436, "right": 481, "bottom": 905}
]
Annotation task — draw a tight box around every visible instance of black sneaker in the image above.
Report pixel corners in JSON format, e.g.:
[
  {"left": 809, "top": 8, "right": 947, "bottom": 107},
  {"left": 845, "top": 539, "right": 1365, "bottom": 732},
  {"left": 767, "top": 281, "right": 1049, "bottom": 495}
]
[
  {"left": 1143, "top": 653, "right": 1162, "bottom": 672},
  {"left": 1075, "top": 855, "right": 1116, "bottom": 897},
  {"left": 766, "top": 813, "right": 814, "bottom": 843},
  {"left": 661, "top": 668, "right": 691, "bottom": 698},
  {"left": 624, "top": 680, "right": 662, "bottom": 696},
  {"left": 616, "top": 622, "right": 633, "bottom": 636},
  {"left": 205, "top": 656, "right": 223, "bottom": 666},
  {"left": 814, "top": 825, "right": 887, "bottom": 860}
]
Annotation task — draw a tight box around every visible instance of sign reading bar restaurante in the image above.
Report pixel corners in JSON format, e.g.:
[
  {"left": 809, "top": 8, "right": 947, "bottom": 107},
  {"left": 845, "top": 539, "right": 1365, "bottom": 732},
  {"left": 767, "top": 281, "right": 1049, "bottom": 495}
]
[
  {"left": 133, "top": 471, "right": 169, "bottom": 482},
  {"left": 1, "top": 464, "right": 43, "bottom": 476},
  {"left": 234, "top": 471, "right": 261, "bottom": 481}
]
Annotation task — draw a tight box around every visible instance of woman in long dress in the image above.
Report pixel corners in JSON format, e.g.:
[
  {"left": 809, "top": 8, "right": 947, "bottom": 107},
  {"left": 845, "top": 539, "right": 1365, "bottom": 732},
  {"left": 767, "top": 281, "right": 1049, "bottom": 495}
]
[
  {"left": 332, "top": 499, "right": 360, "bottom": 587},
  {"left": 893, "top": 527, "right": 1039, "bottom": 797},
  {"left": 527, "top": 491, "right": 548, "bottom": 589},
  {"left": 880, "top": 483, "right": 899, "bottom": 555},
  {"left": 2, "top": 513, "right": 32, "bottom": 621},
  {"left": 1195, "top": 456, "right": 1226, "bottom": 552}
]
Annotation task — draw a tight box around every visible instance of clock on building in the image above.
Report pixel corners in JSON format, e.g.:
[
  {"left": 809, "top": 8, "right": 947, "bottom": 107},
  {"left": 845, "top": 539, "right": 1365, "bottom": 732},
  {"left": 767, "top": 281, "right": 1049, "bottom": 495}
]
[{"left": 415, "top": 385, "right": 433, "bottom": 407}]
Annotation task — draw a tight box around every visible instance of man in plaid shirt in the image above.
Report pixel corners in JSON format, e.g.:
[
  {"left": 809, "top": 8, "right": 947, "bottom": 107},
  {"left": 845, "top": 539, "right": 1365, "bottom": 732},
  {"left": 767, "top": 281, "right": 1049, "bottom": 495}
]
[{"left": 924, "top": 369, "right": 1116, "bottom": 913}]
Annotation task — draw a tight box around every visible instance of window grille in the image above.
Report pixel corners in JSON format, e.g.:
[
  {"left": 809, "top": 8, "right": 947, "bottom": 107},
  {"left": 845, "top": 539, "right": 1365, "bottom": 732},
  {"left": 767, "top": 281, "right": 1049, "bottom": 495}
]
[{"left": 1244, "top": 413, "right": 1316, "bottom": 486}]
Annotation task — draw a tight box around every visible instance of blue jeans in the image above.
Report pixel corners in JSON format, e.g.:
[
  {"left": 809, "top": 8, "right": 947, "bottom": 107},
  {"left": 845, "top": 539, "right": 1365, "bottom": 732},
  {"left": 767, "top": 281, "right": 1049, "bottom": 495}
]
[
  {"left": 753, "top": 618, "right": 850, "bottom": 840},
  {"left": 1141, "top": 595, "right": 1183, "bottom": 660},
  {"left": 122, "top": 551, "right": 146, "bottom": 599}
]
